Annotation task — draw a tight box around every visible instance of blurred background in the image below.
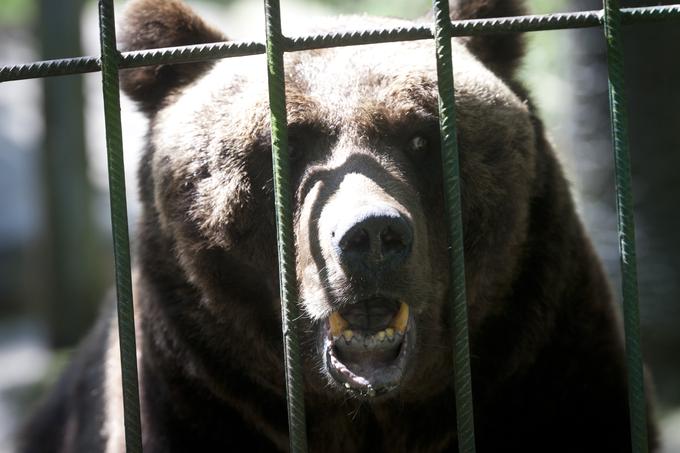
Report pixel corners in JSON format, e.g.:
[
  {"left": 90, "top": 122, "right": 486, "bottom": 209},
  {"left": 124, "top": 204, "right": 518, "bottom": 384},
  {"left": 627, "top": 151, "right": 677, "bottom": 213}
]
[{"left": 0, "top": 0, "right": 678, "bottom": 451}]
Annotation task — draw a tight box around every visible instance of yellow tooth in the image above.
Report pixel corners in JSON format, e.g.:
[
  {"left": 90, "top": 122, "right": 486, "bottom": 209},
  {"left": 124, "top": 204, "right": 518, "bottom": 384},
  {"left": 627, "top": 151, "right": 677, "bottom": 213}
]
[
  {"left": 376, "top": 331, "right": 386, "bottom": 341},
  {"left": 390, "top": 302, "right": 409, "bottom": 334},
  {"left": 342, "top": 330, "right": 354, "bottom": 342},
  {"left": 385, "top": 328, "right": 395, "bottom": 340},
  {"left": 329, "top": 312, "right": 349, "bottom": 337}
]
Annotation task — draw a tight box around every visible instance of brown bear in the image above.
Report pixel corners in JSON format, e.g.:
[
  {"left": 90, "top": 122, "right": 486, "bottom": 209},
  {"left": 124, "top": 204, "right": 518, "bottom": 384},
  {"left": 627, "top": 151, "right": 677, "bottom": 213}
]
[{"left": 19, "top": 0, "right": 657, "bottom": 452}]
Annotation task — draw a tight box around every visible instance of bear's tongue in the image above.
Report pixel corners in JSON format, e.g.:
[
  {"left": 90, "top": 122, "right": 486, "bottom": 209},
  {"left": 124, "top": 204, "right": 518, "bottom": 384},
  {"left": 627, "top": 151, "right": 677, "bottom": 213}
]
[{"left": 333, "top": 328, "right": 403, "bottom": 367}]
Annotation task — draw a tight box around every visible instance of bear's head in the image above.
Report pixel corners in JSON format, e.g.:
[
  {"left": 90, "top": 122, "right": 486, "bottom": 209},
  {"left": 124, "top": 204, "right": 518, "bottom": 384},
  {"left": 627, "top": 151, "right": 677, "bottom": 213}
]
[{"left": 121, "top": 0, "right": 540, "bottom": 401}]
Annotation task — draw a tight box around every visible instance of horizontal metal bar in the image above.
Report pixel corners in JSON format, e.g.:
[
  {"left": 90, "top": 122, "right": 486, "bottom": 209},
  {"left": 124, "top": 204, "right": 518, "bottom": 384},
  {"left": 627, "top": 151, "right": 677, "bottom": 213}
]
[
  {"left": 285, "top": 23, "right": 431, "bottom": 51},
  {"left": 2, "top": 4, "right": 679, "bottom": 83},
  {"left": 0, "top": 56, "right": 101, "bottom": 82},
  {"left": 122, "top": 40, "right": 265, "bottom": 69},
  {"left": 0, "top": 41, "right": 267, "bottom": 83}
]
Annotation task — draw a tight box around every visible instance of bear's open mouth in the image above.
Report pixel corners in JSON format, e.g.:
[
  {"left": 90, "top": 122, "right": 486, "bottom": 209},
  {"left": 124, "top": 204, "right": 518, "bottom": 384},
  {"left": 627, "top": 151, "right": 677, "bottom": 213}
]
[{"left": 323, "top": 297, "right": 414, "bottom": 397}]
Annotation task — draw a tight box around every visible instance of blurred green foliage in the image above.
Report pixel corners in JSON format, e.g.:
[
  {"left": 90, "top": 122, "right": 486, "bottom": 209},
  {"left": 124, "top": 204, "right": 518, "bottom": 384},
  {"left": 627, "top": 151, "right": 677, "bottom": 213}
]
[
  {"left": 303, "top": 0, "right": 568, "bottom": 17},
  {"left": 307, "top": 0, "right": 428, "bottom": 17},
  {"left": 0, "top": 0, "right": 35, "bottom": 25},
  {"left": 530, "top": 0, "right": 568, "bottom": 14}
]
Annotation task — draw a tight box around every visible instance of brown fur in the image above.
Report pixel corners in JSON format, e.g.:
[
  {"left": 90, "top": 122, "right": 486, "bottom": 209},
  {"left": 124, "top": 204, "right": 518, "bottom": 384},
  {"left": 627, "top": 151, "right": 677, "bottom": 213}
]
[
  {"left": 441, "top": 0, "right": 526, "bottom": 78},
  {"left": 119, "top": 0, "right": 226, "bottom": 113},
  {"left": 19, "top": 1, "right": 657, "bottom": 452}
]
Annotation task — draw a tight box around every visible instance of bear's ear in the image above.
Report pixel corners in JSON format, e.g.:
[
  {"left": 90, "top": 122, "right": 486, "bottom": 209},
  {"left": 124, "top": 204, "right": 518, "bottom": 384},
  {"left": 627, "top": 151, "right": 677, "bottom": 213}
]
[
  {"left": 449, "top": 0, "right": 526, "bottom": 80},
  {"left": 119, "top": 0, "right": 226, "bottom": 115}
]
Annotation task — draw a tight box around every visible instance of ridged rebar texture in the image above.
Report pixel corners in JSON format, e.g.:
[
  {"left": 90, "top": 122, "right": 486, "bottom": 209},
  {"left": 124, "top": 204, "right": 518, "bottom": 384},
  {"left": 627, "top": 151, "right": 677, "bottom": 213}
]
[
  {"left": 285, "top": 24, "right": 431, "bottom": 51},
  {"left": 122, "top": 41, "right": 266, "bottom": 68},
  {"left": 0, "top": 56, "right": 100, "bottom": 82},
  {"left": 602, "top": 1, "right": 649, "bottom": 452},
  {"left": 98, "top": 0, "right": 143, "bottom": 452},
  {"left": 3, "top": 5, "right": 680, "bottom": 83},
  {"left": 432, "top": 1, "right": 476, "bottom": 452},
  {"left": 263, "top": 1, "right": 308, "bottom": 452}
]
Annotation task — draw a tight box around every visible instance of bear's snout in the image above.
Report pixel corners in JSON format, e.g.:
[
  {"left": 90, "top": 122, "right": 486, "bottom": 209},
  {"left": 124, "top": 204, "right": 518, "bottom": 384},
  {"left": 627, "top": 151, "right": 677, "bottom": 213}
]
[
  {"left": 331, "top": 205, "right": 413, "bottom": 279},
  {"left": 296, "top": 167, "right": 430, "bottom": 323}
]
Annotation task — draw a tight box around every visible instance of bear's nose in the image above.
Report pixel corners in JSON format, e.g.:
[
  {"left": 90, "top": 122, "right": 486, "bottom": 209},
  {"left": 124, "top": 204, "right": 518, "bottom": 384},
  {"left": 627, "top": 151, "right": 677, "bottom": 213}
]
[{"left": 332, "top": 206, "right": 413, "bottom": 276}]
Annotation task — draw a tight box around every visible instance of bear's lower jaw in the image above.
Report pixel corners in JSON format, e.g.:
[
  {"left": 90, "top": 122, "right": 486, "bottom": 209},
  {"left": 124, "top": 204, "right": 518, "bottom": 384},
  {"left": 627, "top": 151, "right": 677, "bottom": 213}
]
[{"left": 322, "top": 302, "right": 415, "bottom": 398}]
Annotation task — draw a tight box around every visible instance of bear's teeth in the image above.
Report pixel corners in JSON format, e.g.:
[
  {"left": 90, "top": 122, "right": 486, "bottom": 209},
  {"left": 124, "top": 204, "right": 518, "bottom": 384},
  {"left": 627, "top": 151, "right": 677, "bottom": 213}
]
[
  {"left": 335, "top": 329, "right": 403, "bottom": 345},
  {"left": 389, "top": 302, "right": 409, "bottom": 334},
  {"left": 329, "top": 312, "right": 349, "bottom": 337},
  {"left": 342, "top": 330, "right": 354, "bottom": 343}
]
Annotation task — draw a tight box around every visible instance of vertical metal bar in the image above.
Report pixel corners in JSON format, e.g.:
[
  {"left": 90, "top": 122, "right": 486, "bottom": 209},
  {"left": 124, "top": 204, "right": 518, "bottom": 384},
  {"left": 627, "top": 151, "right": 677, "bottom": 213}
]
[
  {"left": 432, "top": 1, "right": 476, "bottom": 451},
  {"left": 98, "top": 0, "right": 143, "bottom": 452},
  {"left": 263, "top": 1, "right": 309, "bottom": 452},
  {"left": 602, "top": 1, "right": 649, "bottom": 452}
]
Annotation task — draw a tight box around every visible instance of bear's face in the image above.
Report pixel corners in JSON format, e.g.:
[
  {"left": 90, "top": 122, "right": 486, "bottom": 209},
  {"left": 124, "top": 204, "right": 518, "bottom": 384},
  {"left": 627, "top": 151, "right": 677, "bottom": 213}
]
[{"left": 124, "top": 2, "right": 535, "bottom": 401}]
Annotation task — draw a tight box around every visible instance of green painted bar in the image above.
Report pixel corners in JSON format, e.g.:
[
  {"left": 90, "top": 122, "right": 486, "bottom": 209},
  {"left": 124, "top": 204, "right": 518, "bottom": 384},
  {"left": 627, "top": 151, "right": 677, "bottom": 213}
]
[
  {"left": 97, "top": 0, "right": 143, "bottom": 452},
  {"left": 432, "top": 1, "right": 477, "bottom": 452},
  {"left": 4, "top": 5, "right": 680, "bottom": 83},
  {"left": 602, "top": 0, "right": 649, "bottom": 452},
  {"left": 263, "top": 0, "right": 309, "bottom": 452}
]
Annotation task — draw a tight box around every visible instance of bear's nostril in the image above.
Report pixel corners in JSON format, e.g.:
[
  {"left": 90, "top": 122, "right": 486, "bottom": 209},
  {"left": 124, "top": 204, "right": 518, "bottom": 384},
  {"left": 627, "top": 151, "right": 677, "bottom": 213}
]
[
  {"left": 340, "top": 227, "right": 370, "bottom": 253},
  {"left": 381, "top": 226, "right": 407, "bottom": 256}
]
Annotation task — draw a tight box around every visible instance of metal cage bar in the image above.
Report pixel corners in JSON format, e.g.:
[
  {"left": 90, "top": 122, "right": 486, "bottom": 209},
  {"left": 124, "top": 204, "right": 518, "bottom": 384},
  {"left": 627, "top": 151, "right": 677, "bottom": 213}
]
[
  {"left": 4, "top": 5, "right": 680, "bottom": 83},
  {"left": 602, "top": 0, "right": 649, "bottom": 451},
  {"left": 432, "top": 0, "right": 476, "bottom": 452},
  {"left": 97, "top": 0, "right": 143, "bottom": 452},
  {"left": 263, "top": 1, "right": 309, "bottom": 452}
]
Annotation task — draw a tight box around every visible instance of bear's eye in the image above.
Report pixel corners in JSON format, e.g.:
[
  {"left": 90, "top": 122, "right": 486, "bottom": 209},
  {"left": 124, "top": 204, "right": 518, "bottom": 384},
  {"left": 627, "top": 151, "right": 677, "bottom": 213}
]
[
  {"left": 286, "top": 137, "right": 302, "bottom": 162},
  {"left": 407, "top": 134, "right": 429, "bottom": 154}
]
